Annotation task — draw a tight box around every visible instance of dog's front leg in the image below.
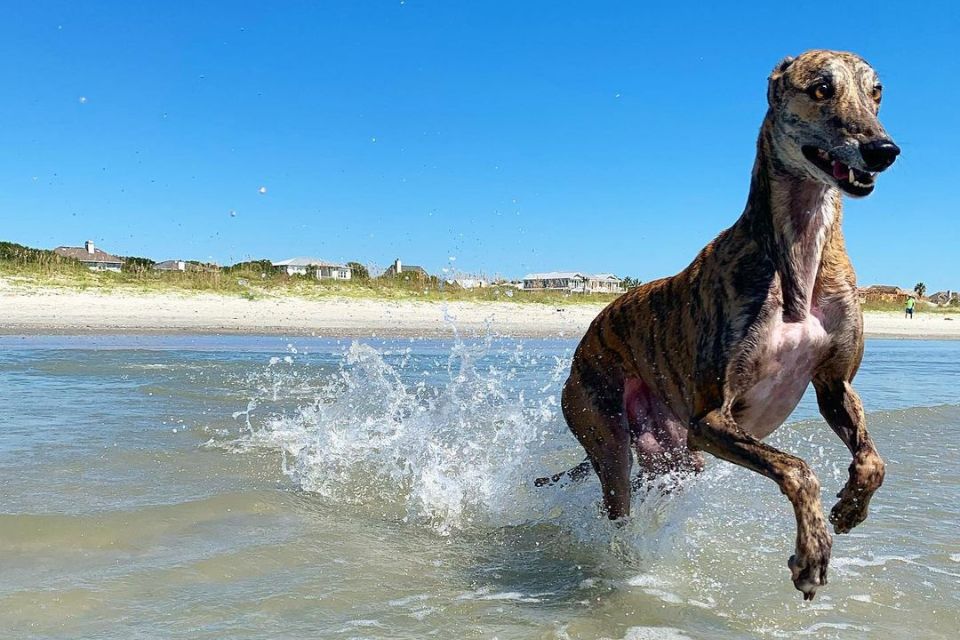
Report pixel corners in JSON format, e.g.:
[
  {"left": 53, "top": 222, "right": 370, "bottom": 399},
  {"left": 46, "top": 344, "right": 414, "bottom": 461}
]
[
  {"left": 814, "top": 379, "right": 885, "bottom": 534},
  {"left": 688, "top": 409, "right": 831, "bottom": 600}
]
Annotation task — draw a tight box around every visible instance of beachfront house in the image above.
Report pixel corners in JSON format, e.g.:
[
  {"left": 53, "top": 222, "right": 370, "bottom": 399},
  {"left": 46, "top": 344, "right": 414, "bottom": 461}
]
[
  {"left": 154, "top": 260, "right": 219, "bottom": 273},
  {"left": 154, "top": 260, "right": 188, "bottom": 272},
  {"left": 382, "top": 258, "right": 429, "bottom": 280},
  {"left": 53, "top": 240, "right": 124, "bottom": 273},
  {"left": 522, "top": 272, "right": 624, "bottom": 294},
  {"left": 929, "top": 290, "right": 958, "bottom": 305},
  {"left": 858, "top": 284, "right": 913, "bottom": 304},
  {"left": 272, "top": 257, "right": 351, "bottom": 280}
]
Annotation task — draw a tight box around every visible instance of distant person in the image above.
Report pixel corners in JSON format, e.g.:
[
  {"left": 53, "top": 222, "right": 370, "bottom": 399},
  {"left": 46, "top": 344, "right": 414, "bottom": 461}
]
[{"left": 905, "top": 295, "right": 916, "bottom": 319}]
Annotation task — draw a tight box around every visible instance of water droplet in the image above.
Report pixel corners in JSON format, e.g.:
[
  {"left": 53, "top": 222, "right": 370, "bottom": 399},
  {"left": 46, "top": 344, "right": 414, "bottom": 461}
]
[
  {"left": 258, "top": 186, "right": 267, "bottom": 194},
  {"left": 371, "top": 137, "right": 377, "bottom": 143},
  {"left": 229, "top": 210, "right": 237, "bottom": 217},
  {"left": 78, "top": 96, "right": 88, "bottom": 104}
]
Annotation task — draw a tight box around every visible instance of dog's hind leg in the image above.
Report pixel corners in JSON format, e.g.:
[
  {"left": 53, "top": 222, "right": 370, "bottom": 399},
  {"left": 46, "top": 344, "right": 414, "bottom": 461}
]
[
  {"left": 814, "top": 378, "right": 885, "bottom": 534},
  {"left": 688, "top": 409, "right": 831, "bottom": 600},
  {"left": 561, "top": 369, "right": 631, "bottom": 519}
]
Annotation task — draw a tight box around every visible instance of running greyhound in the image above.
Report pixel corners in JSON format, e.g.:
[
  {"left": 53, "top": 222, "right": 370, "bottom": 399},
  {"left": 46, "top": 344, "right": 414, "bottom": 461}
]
[{"left": 538, "top": 50, "right": 899, "bottom": 600}]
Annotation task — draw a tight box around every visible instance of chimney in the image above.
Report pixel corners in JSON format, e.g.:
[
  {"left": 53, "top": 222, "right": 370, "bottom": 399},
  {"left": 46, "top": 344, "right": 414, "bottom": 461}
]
[
  {"left": 85, "top": 240, "right": 95, "bottom": 254},
  {"left": 394, "top": 258, "right": 402, "bottom": 274}
]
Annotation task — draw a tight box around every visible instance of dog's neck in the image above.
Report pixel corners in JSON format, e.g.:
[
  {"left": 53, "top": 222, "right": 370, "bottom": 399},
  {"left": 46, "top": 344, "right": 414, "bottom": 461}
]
[{"left": 744, "top": 122, "right": 842, "bottom": 322}]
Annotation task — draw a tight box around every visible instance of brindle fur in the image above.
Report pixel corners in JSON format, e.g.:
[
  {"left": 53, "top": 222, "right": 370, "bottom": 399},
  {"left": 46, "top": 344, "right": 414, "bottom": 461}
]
[{"left": 540, "top": 50, "right": 898, "bottom": 600}]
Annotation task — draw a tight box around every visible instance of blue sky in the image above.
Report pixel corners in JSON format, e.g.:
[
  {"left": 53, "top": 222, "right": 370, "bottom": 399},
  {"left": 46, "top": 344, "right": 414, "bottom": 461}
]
[{"left": 0, "top": 2, "right": 957, "bottom": 289}]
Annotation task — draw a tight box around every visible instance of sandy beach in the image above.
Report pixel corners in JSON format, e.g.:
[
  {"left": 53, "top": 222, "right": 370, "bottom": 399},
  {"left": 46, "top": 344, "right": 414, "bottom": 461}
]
[{"left": 2, "top": 286, "right": 958, "bottom": 339}]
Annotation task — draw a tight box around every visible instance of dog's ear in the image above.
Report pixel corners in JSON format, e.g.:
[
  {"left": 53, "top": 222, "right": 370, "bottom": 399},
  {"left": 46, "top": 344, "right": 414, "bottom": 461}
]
[{"left": 767, "top": 56, "right": 795, "bottom": 106}]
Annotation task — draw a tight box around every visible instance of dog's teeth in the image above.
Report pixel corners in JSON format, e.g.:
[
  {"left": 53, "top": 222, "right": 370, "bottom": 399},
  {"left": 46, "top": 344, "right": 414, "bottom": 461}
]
[{"left": 848, "top": 168, "right": 855, "bottom": 183}]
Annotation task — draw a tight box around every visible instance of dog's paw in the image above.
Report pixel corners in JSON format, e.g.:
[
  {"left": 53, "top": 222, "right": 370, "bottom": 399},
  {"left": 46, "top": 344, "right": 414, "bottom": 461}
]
[
  {"left": 830, "top": 487, "right": 870, "bottom": 534},
  {"left": 788, "top": 531, "right": 832, "bottom": 601}
]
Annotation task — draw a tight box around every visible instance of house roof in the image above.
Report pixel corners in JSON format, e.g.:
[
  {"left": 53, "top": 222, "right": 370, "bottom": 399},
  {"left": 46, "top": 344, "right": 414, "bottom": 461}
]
[
  {"left": 272, "top": 257, "right": 347, "bottom": 268},
  {"left": 386, "top": 263, "right": 428, "bottom": 275},
  {"left": 53, "top": 246, "right": 124, "bottom": 264}
]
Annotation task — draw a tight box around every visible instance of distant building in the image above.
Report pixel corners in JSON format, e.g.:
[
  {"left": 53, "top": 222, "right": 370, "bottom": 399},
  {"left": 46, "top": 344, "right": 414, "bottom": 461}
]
[
  {"left": 154, "top": 260, "right": 218, "bottom": 273},
  {"left": 522, "top": 272, "right": 624, "bottom": 294},
  {"left": 272, "top": 257, "right": 351, "bottom": 280},
  {"left": 53, "top": 240, "right": 124, "bottom": 273},
  {"left": 446, "top": 277, "right": 488, "bottom": 289},
  {"left": 928, "top": 290, "right": 958, "bottom": 305},
  {"left": 382, "top": 258, "right": 429, "bottom": 279},
  {"left": 858, "top": 285, "right": 913, "bottom": 304}
]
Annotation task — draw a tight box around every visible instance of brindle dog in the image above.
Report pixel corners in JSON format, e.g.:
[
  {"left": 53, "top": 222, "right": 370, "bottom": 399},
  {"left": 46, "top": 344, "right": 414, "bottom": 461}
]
[{"left": 538, "top": 50, "right": 899, "bottom": 600}]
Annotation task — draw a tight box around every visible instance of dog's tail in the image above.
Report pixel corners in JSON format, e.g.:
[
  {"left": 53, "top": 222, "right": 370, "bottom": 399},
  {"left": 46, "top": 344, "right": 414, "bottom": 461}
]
[{"left": 534, "top": 458, "right": 593, "bottom": 487}]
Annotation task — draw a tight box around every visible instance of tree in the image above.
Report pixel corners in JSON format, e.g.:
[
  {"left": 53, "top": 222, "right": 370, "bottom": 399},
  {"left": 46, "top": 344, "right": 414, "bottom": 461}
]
[
  {"left": 346, "top": 261, "right": 370, "bottom": 280},
  {"left": 621, "top": 276, "right": 642, "bottom": 290},
  {"left": 914, "top": 282, "right": 926, "bottom": 299},
  {"left": 121, "top": 256, "right": 156, "bottom": 273}
]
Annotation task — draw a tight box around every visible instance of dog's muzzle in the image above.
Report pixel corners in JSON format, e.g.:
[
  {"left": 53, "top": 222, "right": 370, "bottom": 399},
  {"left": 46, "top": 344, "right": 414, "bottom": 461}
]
[{"left": 801, "top": 138, "right": 899, "bottom": 197}]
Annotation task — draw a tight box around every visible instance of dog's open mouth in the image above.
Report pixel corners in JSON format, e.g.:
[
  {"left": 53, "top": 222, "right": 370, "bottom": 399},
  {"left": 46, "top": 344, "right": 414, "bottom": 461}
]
[{"left": 801, "top": 146, "right": 876, "bottom": 196}]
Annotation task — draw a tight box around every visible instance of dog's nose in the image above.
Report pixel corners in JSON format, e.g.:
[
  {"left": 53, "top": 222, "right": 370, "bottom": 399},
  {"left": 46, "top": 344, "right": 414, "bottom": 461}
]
[{"left": 860, "top": 139, "right": 900, "bottom": 172}]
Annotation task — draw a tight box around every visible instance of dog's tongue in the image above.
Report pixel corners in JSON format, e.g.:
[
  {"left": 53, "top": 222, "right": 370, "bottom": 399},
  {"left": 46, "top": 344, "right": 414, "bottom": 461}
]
[{"left": 832, "top": 160, "right": 849, "bottom": 180}]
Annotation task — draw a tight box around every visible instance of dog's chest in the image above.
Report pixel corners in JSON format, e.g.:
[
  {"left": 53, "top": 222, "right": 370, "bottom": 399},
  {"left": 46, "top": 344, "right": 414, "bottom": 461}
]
[{"left": 735, "top": 313, "right": 831, "bottom": 439}]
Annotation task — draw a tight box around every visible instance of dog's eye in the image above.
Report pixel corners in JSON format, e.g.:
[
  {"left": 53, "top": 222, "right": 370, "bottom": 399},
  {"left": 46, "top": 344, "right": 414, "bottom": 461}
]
[
  {"left": 808, "top": 82, "right": 834, "bottom": 101},
  {"left": 871, "top": 84, "right": 883, "bottom": 103}
]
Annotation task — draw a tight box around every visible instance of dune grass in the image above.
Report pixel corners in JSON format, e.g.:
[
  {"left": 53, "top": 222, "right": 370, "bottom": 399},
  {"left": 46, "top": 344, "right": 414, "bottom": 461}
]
[{"left": 0, "top": 256, "right": 618, "bottom": 307}]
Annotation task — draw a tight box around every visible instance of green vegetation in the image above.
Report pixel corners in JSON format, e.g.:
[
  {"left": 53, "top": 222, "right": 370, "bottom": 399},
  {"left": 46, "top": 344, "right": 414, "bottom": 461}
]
[
  {"left": 121, "top": 256, "right": 156, "bottom": 273},
  {"left": 0, "top": 241, "right": 87, "bottom": 275},
  {"left": 861, "top": 299, "right": 957, "bottom": 314},
  {"left": 346, "top": 261, "right": 370, "bottom": 280},
  {"left": 914, "top": 282, "right": 926, "bottom": 298},
  {"left": 0, "top": 241, "right": 617, "bottom": 306}
]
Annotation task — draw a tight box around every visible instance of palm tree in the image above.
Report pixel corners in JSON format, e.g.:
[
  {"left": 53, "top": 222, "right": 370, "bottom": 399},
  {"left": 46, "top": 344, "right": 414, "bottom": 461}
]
[{"left": 914, "top": 282, "right": 927, "bottom": 299}]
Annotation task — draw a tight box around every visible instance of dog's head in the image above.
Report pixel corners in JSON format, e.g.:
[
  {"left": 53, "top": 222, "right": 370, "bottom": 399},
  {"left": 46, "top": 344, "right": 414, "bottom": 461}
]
[{"left": 766, "top": 50, "right": 899, "bottom": 197}]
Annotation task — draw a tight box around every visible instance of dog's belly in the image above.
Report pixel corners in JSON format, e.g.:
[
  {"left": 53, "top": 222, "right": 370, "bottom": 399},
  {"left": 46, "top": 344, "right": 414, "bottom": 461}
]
[
  {"left": 622, "top": 377, "right": 688, "bottom": 453},
  {"left": 736, "top": 314, "right": 830, "bottom": 439}
]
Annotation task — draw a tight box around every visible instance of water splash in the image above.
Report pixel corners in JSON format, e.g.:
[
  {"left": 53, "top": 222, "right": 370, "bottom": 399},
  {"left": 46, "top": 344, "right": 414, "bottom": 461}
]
[{"left": 229, "top": 338, "right": 574, "bottom": 535}]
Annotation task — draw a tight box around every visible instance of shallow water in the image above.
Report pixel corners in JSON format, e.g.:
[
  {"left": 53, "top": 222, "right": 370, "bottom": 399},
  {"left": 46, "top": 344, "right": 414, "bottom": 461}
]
[{"left": 1, "top": 334, "right": 958, "bottom": 639}]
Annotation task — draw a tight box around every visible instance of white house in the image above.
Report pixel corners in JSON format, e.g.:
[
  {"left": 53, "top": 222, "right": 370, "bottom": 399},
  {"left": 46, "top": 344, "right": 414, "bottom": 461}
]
[
  {"left": 522, "top": 271, "right": 624, "bottom": 294},
  {"left": 272, "top": 257, "right": 351, "bottom": 280}
]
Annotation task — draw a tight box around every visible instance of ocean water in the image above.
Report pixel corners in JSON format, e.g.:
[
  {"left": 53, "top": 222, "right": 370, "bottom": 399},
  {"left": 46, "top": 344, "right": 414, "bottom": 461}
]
[{"left": 1, "top": 334, "right": 958, "bottom": 639}]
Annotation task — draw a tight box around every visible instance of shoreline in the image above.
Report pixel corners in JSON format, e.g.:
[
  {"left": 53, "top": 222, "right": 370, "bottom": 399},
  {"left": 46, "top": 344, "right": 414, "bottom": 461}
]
[{"left": 3, "top": 287, "right": 958, "bottom": 340}]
